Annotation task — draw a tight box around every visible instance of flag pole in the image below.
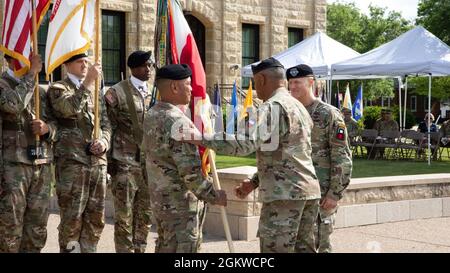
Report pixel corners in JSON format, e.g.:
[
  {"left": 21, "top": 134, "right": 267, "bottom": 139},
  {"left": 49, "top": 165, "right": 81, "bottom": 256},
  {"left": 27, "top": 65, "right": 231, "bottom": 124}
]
[
  {"left": 93, "top": 0, "right": 100, "bottom": 139},
  {"left": 31, "top": 0, "right": 40, "bottom": 143},
  {"left": 208, "top": 150, "right": 235, "bottom": 253}
]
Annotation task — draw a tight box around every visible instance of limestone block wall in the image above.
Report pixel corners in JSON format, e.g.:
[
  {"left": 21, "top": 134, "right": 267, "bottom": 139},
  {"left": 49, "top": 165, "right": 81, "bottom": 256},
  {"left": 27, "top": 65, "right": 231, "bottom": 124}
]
[
  {"left": 101, "top": 0, "right": 156, "bottom": 79},
  {"left": 0, "top": 0, "right": 326, "bottom": 88}
]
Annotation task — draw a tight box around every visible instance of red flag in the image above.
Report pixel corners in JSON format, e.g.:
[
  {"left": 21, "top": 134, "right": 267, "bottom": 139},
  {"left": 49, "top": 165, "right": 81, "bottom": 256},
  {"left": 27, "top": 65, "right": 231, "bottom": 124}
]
[
  {"left": 168, "top": 0, "right": 211, "bottom": 175},
  {"left": 1, "top": 0, "right": 50, "bottom": 76}
]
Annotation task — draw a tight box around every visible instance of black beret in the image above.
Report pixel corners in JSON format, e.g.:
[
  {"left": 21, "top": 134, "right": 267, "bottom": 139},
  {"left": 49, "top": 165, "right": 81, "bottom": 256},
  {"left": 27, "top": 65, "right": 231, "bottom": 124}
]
[
  {"left": 64, "top": 52, "right": 88, "bottom": 64},
  {"left": 127, "top": 50, "right": 154, "bottom": 68},
  {"left": 286, "top": 64, "right": 314, "bottom": 80},
  {"left": 156, "top": 64, "right": 192, "bottom": 80},
  {"left": 381, "top": 108, "right": 392, "bottom": 113},
  {"left": 251, "top": 57, "right": 284, "bottom": 75}
]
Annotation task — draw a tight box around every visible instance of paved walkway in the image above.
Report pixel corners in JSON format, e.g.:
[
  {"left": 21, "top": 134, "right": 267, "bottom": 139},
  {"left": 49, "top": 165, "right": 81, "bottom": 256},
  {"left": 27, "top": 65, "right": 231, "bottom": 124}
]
[{"left": 42, "top": 213, "right": 450, "bottom": 253}]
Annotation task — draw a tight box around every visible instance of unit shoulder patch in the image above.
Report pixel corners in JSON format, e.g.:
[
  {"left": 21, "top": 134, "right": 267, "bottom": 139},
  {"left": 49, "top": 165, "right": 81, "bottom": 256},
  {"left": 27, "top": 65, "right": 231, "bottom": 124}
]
[{"left": 335, "top": 122, "right": 347, "bottom": 141}]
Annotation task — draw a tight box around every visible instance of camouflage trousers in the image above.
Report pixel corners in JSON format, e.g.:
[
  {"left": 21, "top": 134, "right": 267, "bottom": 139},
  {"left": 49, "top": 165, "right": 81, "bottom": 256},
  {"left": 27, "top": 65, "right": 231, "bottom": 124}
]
[
  {"left": 259, "top": 199, "right": 319, "bottom": 253},
  {"left": 111, "top": 161, "right": 152, "bottom": 253},
  {"left": 315, "top": 207, "right": 336, "bottom": 253},
  {"left": 55, "top": 158, "right": 106, "bottom": 253},
  {"left": 0, "top": 162, "right": 51, "bottom": 253},
  {"left": 153, "top": 201, "right": 207, "bottom": 253}
]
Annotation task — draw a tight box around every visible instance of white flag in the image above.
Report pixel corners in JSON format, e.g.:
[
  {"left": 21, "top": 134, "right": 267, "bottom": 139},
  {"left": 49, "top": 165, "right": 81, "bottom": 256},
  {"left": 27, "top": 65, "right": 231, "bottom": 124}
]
[{"left": 45, "top": 0, "right": 95, "bottom": 78}]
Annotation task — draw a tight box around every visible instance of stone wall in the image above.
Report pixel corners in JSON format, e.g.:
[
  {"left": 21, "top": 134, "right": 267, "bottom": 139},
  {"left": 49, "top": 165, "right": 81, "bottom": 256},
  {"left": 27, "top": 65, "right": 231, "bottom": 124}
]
[
  {"left": 74, "top": 0, "right": 323, "bottom": 88},
  {"left": 0, "top": 0, "right": 326, "bottom": 89}
]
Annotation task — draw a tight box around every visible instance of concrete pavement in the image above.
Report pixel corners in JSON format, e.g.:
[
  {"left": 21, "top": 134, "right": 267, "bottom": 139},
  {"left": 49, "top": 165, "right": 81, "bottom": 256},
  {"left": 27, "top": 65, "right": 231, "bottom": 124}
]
[{"left": 42, "top": 213, "right": 450, "bottom": 253}]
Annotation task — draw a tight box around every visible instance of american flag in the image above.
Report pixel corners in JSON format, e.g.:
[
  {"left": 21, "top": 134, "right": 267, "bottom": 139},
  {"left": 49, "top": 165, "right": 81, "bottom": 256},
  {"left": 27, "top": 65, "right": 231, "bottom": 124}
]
[{"left": 1, "top": 0, "right": 50, "bottom": 76}]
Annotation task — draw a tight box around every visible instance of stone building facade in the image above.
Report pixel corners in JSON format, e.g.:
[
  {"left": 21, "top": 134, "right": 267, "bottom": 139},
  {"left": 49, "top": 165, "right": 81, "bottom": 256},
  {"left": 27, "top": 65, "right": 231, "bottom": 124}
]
[{"left": 0, "top": 0, "right": 326, "bottom": 89}]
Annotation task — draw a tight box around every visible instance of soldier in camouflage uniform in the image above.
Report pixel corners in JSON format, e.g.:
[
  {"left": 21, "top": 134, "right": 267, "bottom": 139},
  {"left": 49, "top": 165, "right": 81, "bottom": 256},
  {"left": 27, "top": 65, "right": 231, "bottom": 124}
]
[
  {"left": 0, "top": 54, "right": 57, "bottom": 253},
  {"left": 287, "top": 64, "right": 352, "bottom": 253},
  {"left": 183, "top": 58, "right": 321, "bottom": 253},
  {"left": 373, "top": 108, "right": 399, "bottom": 134},
  {"left": 47, "top": 53, "right": 111, "bottom": 253},
  {"left": 342, "top": 108, "right": 359, "bottom": 137},
  {"left": 143, "top": 64, "right": 227, "bottom": 253},
  {"left": 372, "top": 108, "right": 399, "bottom": 158},
  {"left": 105, "top": 51, "right": 154, "bottom": 253}
]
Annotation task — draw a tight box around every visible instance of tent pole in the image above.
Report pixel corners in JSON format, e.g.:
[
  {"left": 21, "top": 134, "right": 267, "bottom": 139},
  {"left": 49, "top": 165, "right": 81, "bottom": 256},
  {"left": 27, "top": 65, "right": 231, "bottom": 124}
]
[
  {"left": 328, "top": 79, "right": 331, "bottom": 104},
  {"left": 404, "top": 76, "right": 408, "bottom": 130},
  {"left": 428, "top": 74, "right": 432, "bottom": 166},
  {"left": 398, "top": 78, "right": 403, "bottom": 132}
]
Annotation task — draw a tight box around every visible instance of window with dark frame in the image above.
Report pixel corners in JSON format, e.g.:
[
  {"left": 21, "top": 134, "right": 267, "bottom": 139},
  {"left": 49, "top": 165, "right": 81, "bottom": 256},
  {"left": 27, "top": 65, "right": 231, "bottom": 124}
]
[
  {"left": 288, "top": 27, "right": 304, "bottom": 48},
  {"left": 37, "top": 6, "right": 62, "bottom": 83},
  {"left": 242, "top": 24, "right": 260, "bottom": 89},
  {"left": 102, "top": 10, "right": 125, "bottom": 85},
  {"left": 411, "top": 96, "right": 417, "bottom": 112}
]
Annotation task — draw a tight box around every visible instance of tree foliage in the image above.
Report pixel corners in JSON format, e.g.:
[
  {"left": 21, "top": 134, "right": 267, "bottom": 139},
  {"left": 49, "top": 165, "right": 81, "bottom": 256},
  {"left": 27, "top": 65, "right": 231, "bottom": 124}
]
[
  {"left": 415, "top": 0, "right": 450, "bottom": 100},
  {"left": 416, "top": 0, "right": 450, "bottom": 45},
  {"left": 327, "top": 3, "right": 415, "bottom": 101}
]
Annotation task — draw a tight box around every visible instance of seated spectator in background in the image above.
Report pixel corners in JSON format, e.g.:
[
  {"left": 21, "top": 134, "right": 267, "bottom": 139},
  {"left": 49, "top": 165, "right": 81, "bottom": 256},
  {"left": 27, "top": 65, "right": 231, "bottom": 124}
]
[
  {"left": 373, "top": 108, "right": 399, "bottom": 135},
  {"left": 417, "top": 113, "right": 437, "bottom": 133},
  {"left": 371, "top": 108, "right": 399, "bottom": 159},
  {"left": 440, "top": 119, "right": 450, "bottom": 147},
  {"left": 341, "top": 108, "right": 359, "bottom": 137}
]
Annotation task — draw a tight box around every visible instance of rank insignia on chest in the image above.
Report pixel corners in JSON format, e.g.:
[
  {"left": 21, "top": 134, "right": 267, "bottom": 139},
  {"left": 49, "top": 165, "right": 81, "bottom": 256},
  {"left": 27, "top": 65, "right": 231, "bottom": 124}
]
[{"left": 336, "top": 125, "right": 346, "bottom": 140}]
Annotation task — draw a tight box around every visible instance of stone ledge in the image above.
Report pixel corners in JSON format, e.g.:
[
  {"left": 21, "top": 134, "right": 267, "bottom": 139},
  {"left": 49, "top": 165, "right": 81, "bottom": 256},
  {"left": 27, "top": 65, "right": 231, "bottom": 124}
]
[
  {"left": 239, "top": 14, "right": 268, "bottom": 25},
  {"left": 216, "top": 166, "right": 257, "bottom": 181},
  {"left": 348, "top": 174, "right": 450, "bottom": 190},
  {"left": 286, "top": 19, "right": 312, "bottom": 28},
  {"left": 101, "top": 1, "right": 134, "bottom": 12}
]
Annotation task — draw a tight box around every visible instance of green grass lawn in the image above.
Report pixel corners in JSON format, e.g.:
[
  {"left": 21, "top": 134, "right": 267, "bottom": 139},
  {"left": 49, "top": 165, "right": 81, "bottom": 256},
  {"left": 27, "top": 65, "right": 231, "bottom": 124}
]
[{"left": 215, "top": 154, "right": 450, "bottom": 178}]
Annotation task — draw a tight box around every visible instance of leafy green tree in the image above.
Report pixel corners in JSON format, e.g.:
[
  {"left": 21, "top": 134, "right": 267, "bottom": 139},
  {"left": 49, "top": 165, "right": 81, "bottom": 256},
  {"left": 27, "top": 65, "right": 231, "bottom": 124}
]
[
  {"left": 327, "top": 2, "right": 365, "bottom": 52},
  {"left": 327, "top": 2, "right": 413, "bottom": 101},
  {"left": 416, "top": 0, "right": 450, "bottom": 45},
  {"left": 415, "top": 0, "right": 450, "bottom": 101}
]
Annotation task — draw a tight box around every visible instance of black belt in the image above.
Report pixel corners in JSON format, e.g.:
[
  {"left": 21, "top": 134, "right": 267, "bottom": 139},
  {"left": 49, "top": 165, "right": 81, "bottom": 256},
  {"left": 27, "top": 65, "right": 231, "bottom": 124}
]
[
  {"left": 2, "top": 120, "right": 21, "bottom": 131},
  {"left": 58, "top": 119, "right": 78, "bottom": 128}
]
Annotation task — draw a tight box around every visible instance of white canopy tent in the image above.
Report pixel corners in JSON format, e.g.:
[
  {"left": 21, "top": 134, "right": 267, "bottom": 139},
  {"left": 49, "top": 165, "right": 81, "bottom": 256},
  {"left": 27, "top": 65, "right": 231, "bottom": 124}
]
[
  {"left": 331, "top": 26, "right": 450, "bottom": 77},
  {"left": 331, "top": 26, "right": 450, "bottom": 164},
  {"left": 241, "top": 31, "right": 361, "bottom": 79}
]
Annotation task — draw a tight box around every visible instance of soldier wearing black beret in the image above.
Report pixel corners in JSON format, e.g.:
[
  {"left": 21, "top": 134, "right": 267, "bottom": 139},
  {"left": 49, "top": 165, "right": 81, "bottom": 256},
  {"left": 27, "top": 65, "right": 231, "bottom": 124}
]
[
  {"left": 142, "top": 63, "right": 227, "bottom": 252},
  {"left": 104, "top": 50, "right": 155, "bottom": 253},
  {"left": 287, "top": 64, "right": 352, "bottom": 253},
  {"left": 177, "top": 57, "right": 323, "bottom": 253},
  {"left": 47, "top": 51, "right": 110, "bottom": 252}
]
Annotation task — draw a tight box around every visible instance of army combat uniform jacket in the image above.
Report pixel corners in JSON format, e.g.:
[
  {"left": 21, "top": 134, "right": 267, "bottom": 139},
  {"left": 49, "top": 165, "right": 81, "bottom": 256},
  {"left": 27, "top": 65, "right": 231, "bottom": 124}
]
[
  {"left": 201, "top": 87, "right": 321, "bottom": 203},
  {"left": 306, "top": 100, "right": 352, "bottom": 201}
]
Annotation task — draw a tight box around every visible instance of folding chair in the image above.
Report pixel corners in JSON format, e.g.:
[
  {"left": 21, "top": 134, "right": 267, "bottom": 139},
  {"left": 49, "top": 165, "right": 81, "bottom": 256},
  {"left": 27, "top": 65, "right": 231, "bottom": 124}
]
[
  {"left": 353, "top": 129, "right": 378, "bottom": 159},
  {"left": 372, "top": 130, "right": 400, "bottom": 160},
  {"left": 348, "top": 131, "right": 360, "bottom": 156},
  {"left": 397, "top": 130, "right": 425, "bottom": 160},
  {"left": 429, "top": 132, "right": 442, "bottom": 161}
]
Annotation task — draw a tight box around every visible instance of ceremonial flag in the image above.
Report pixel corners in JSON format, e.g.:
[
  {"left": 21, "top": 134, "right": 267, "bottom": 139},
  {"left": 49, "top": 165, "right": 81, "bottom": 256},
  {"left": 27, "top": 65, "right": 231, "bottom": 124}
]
[
  {"left": 226, "top": 80, "right": 238, "bottom": 134},
  {"left": 353, "top": 85, "right": 363, "bottom": 121},
  {"left": 1, "top": 0, "right": 51, "bottom": 76},
  {"left": 240, "top": 80, "right": 253, "bottom": 120},
  {"left": 343, "top": 83, "right": 352, "bottom": 110},
  {"left": 158, "top": 0, "right": 212, "bottom": 175},
  {"left": 45, "top": 0, "right": 95, "bottom": 79},
  {"left": 212, "top": 84, "right": 223, "bottom": 133},
  {"left": 335, "top": 91, "right": 341, "bottom": 109}
]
